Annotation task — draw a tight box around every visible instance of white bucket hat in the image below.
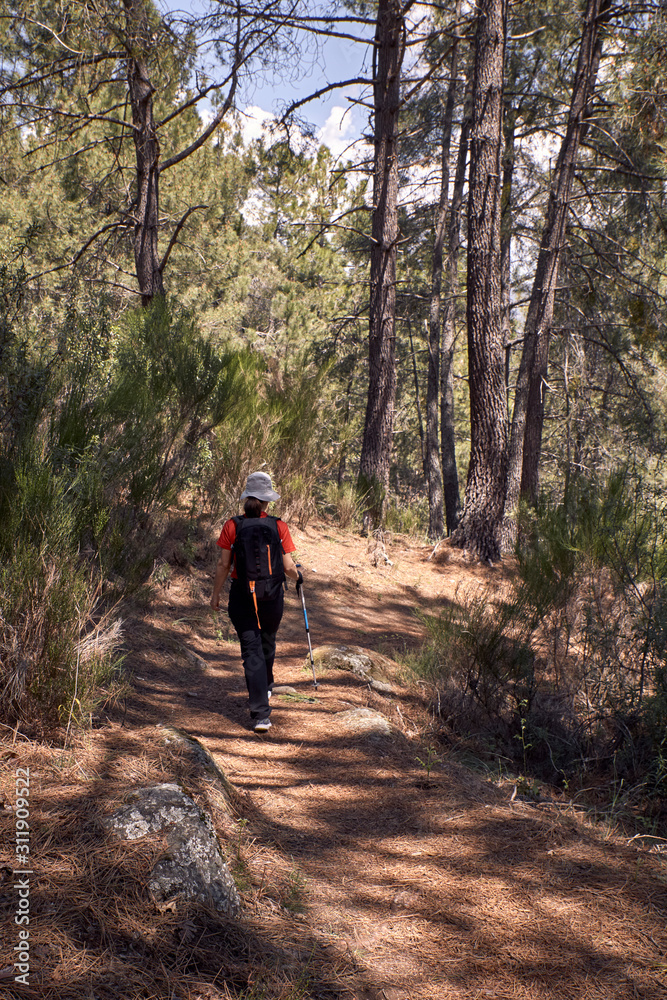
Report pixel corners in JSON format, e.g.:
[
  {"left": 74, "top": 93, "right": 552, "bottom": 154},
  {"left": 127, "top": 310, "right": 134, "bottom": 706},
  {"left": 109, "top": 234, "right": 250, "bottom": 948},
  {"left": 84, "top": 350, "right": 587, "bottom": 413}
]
[{"left": 240, "top": 471, "right": 280, "bottom": 502}]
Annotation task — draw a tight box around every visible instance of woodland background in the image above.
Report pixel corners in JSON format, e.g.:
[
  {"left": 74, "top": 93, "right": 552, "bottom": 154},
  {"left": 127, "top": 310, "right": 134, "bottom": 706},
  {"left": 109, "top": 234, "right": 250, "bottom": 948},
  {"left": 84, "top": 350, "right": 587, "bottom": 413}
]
[{"left": 1, "top": 0, "right": 667, "bottom": 826}]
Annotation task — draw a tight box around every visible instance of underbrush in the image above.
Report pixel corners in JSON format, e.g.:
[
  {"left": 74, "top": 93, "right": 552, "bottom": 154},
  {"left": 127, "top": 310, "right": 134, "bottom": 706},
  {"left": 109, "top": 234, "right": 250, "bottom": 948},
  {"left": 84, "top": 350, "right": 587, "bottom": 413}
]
[
  {"left": 0, "top": 258, "right": 349, "bottom": 730},
  {"left": 0, "top": 278, "right": 335, "bottom": 729},
  {"left": 384, "top": 489, "right": 429, "bottom": 536},
  {"left": 0, "top": 459, "right": 126, "bottom": 730},
  {"left": 316, "top": 481, "right": 365, "bottom": 529},
  {"left": 200, "top": 353, "right": 330, "bottom": 528},
  {"left": 315, "top": 479, "right": 430, "bottom": 538},
  {"left": 408, "top": 472, "right": 667, "bottom": 832}
]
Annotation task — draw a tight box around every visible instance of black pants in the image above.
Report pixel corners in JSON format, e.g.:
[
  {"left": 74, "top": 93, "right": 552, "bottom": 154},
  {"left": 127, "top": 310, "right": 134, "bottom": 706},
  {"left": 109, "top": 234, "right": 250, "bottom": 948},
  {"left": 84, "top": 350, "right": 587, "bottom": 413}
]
[{"left": 228, "top": 581, "right": 284, "bottom": 719}]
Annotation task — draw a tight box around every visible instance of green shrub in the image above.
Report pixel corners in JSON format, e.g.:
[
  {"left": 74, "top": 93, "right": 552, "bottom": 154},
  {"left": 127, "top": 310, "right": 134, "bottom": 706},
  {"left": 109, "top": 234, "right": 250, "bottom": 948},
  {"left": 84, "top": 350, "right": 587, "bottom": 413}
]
[
  {"left": 278, "top": 473, "right": 317, "bottom": 528},
  {"left": 0, "top": 271, "right": 335, "bottom": 728},
  {"left": 384, "top": 492, "right": 428, "bottom": 536},
  {"left": 412, "top": 469, "right": 667, "bottom": 818},
  {"left": 202, "top": 352, "right": 329, "bottom": 524},
  {"left": 101, "top": 301, "right": 259, "bottom": 511},
  {"left": 317, "top": 481, "right": 365, "bottom": 530},
  {"left": 0, "top": 450, "right": 123, "bottom": 729},
  {"left": 417, "top": 584, "right": 535, "bottom": 737},
  {"left": 356, "top": 472, "right": 386, "bottom": 529}
]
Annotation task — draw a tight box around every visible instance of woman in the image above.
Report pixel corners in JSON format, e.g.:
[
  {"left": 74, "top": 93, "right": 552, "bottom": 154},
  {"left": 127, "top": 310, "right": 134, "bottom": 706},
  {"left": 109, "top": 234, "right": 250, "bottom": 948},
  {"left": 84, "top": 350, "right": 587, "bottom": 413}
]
[{"left": 210, "top": 471, "right": 301, "bottom": 732}]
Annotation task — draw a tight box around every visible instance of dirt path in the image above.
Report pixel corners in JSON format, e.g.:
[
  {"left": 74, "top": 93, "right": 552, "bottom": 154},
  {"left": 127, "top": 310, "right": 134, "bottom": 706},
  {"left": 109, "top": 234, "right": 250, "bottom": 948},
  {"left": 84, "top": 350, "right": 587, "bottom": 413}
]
[
  {"left": 123, "top": 522, "right": 667, "bottom": 1000},
  {"left": 2, "top": 522, "right": 666, "bottom": 999}
]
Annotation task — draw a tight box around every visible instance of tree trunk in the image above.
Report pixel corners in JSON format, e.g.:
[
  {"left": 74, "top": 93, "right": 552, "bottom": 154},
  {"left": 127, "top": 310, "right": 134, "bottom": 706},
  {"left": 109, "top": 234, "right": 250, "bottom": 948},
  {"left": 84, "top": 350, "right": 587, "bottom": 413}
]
[
  {"left": 425, "top": 15, "right": 462, "bottom": 540},
  {"left": 501, "top": 100, "right": 516, "bottom": 397},
  {"left": 407, "top": 319, "right": 426, "bottom": 478},
  {"left": 359, "top": 0, "right": 404, "bottom": 523},
  {"left": 451, "top": 0, "right": 508, "bottom": 562},
  {"left": 124, "top": 0, "right": 165, "bottom": 306},
  {"left": 440, "top": 73, "right": 472, "bottom": 536},
  {"left": 503, "top": 0, "right": 611, "bottom": 540}
]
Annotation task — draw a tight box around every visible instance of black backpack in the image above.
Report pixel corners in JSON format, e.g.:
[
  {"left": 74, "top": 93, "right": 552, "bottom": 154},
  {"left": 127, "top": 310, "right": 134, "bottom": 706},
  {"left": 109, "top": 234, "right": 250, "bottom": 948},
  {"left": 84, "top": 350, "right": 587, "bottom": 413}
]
[{"left": 232, "top": 515, "right": 286, "bottom": 603}]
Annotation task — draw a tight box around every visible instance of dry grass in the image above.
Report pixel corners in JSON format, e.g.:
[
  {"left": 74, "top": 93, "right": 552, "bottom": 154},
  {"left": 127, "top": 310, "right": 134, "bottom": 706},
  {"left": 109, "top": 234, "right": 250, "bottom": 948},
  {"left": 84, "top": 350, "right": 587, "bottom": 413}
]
[{"left": 0, "top": 558, "right": 125, "bottom": 733}]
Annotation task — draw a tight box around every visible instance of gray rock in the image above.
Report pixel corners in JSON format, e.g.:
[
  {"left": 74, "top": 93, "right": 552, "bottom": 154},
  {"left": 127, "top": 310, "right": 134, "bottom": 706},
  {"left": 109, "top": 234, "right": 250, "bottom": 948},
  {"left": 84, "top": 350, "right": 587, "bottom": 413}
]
[
  {"left": 335, "top": 707, "right": 392, "bottom": 735},
  {"left": 103, "top": 783, "right": 190, "bottom": 840},
  {"left": 311, "top": 644, "right": 397, "bottom": 693},
  {"left": 160, "top": 727, "right": 238, "bottom": 815},
  {"left": 103, "top": 783, "right": 241, "bottom": 916},
  {"left": 178, "top": 644, "right": 209, "bottom": 672}
]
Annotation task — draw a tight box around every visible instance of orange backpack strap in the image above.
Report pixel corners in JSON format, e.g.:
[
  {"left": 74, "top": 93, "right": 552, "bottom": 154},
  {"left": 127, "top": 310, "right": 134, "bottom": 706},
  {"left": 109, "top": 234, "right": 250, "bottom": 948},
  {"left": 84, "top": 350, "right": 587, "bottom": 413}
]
[{"left": 249, "top": 581, "right": 261, "bottom": 629}]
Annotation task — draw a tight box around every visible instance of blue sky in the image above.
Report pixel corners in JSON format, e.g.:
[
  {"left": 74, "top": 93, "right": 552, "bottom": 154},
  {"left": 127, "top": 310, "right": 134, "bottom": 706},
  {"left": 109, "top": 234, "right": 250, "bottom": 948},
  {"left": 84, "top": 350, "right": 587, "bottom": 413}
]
[
  {"left": 247, "top": 30, "right": 371, "bottom": 127},
  {"left": 159, "top": 1, "right": 374, "bottom": 157}
]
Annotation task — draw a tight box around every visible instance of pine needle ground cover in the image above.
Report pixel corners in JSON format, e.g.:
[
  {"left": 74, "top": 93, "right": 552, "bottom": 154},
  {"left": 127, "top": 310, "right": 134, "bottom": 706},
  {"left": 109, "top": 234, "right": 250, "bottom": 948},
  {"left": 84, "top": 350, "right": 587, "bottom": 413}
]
[{"left": 1, "top": 522, "right": 666, "bottom": 1000}]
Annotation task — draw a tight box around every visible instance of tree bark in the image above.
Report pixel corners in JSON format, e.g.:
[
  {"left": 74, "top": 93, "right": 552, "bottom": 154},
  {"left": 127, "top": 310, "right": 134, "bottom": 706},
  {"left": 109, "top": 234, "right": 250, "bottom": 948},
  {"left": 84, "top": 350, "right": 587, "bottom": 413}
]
[
  {"left": 425, "top": 18, "right": 462, "bottom": 540},
  {"left": 501, "top": 99, "right": 516, "bottom": 397},
  {"left": 451, "top": 0, "right": 508, "bottom": 562},
  {"left": 124, "top": 0, "right": 165, "bottom": 305},
  {"left": 440, "top": 73, "right": 472, "bottom": 536},
  {"left": 503, "top": 0, "right": 611, "bottom": 541},
  {"left": 359, "top": 0, "right": 404, "bottom": 522},
  {"left": 407, "top": 319, "right": 426, "bottom": 478}
]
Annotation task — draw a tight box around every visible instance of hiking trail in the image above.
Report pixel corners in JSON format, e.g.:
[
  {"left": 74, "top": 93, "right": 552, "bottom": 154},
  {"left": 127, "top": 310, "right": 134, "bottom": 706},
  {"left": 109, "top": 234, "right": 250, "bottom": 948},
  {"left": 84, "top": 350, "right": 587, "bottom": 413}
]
[{"left": 2, "top": 521, "right": 666, "bottom": 1000}]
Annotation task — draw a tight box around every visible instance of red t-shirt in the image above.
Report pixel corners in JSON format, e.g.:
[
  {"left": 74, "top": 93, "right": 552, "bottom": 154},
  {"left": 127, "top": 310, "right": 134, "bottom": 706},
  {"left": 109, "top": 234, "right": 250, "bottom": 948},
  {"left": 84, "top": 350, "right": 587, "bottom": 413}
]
[{"left": 217, "top": 512, "right": 296, "bottom": 579}]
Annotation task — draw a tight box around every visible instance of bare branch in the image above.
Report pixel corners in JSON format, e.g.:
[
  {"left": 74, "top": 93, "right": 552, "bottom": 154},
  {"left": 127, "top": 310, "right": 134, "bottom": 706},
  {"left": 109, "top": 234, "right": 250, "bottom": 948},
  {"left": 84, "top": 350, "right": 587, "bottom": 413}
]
[
  {"left": 25, "top": 220, "right": 132, "bottom": 283},
  {"left": 159, "top": 205, "right": 207, "bottom": 274},
  {"left": 0, "top": 51, "right": 125, "bottom": 96},
  {"left": 15, "top": 16, "right": 89, "bottom": 56},
  {"left": 280, "top": 78, "right": 370, "bottom": 122},
  {"left": 3, "top": 100, "right": 136, "bottom": 132}
]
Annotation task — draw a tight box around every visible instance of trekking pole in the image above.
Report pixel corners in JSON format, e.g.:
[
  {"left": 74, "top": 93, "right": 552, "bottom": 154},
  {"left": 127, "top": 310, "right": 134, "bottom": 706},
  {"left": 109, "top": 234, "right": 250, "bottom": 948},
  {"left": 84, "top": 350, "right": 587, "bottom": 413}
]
[{"left": 296, "top": 564, "right": 318, "bottom": 688}]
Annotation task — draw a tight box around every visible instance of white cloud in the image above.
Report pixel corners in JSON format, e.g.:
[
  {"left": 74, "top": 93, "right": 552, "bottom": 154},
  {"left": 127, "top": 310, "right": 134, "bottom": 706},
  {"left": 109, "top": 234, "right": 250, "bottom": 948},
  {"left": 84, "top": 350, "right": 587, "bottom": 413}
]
[
  {"left": 317, "top": 105, "right": 360, "bottom": 161},
  {"left": 237, "top": 105, "right": 278, "bottom": 144},
  {"left": 199, "top": 105, "right": 216, "bottom": 128},
  {"left": 241, "top": 189, "right": 267, "bottom": 226}
]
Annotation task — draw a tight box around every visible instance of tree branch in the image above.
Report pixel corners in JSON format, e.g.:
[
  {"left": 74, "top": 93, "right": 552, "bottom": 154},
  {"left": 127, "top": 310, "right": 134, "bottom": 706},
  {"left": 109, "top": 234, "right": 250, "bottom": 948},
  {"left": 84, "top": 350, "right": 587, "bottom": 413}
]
[
  {"left": 159, "top": 205, "right": 207, "bottom": 274},
  {"left": 280, "top": 78, "right": 370, "bottom": 122},
  {"left": 25, "top": 220, "right": 132, "bottom": 283}
]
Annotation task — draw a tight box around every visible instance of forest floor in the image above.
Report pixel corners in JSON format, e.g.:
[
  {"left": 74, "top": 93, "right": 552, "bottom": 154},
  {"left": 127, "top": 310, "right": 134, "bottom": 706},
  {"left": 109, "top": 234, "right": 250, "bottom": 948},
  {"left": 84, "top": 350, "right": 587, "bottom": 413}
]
[{"left": 2, "top": 518, "right": 667, "bottom": 1000}]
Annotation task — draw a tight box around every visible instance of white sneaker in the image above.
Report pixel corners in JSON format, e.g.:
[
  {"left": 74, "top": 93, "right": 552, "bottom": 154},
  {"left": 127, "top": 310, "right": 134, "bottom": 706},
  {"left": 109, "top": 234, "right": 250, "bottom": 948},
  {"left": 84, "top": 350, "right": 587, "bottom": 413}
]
[{"left": 254, "top": 718, "right": 272, "bottom": 733}]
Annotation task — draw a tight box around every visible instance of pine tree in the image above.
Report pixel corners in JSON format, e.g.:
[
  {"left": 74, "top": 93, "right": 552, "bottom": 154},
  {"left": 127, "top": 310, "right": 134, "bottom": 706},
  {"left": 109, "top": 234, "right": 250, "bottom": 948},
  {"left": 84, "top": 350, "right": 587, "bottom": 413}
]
[
  {"left": 358, "top": 0, "right": 406, "bottom": 522},
  {"left": 502, "top": 0, "right": 612, "bottom": 547},
  {"left": 451, "top": 0, "right": 508, "bottom": 562}
]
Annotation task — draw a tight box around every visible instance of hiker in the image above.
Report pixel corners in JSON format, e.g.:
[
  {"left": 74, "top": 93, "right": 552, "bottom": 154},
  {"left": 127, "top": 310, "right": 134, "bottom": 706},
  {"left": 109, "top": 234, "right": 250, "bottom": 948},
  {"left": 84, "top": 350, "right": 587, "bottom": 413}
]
[{"left": 210, "top": 471, "right": 302, "bottom": 733}]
